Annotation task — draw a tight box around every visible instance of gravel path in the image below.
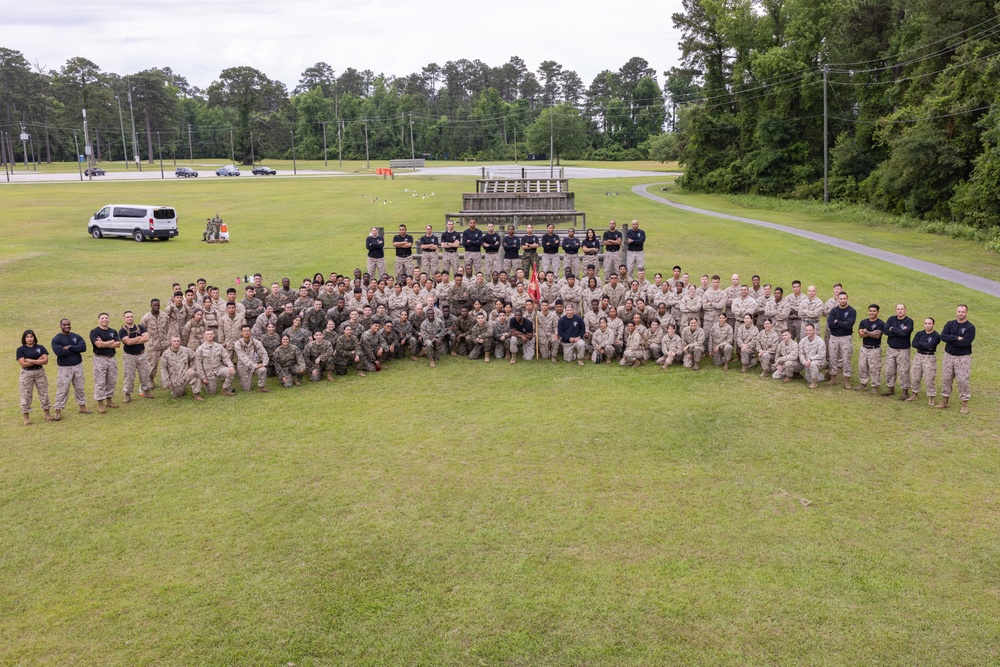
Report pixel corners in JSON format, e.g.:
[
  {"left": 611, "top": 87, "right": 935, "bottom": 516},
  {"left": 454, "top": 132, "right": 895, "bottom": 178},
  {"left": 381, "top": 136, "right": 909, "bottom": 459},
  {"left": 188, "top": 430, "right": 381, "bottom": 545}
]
[{"left": 633, "top": 184, "right": 1000, "bottom": 298}]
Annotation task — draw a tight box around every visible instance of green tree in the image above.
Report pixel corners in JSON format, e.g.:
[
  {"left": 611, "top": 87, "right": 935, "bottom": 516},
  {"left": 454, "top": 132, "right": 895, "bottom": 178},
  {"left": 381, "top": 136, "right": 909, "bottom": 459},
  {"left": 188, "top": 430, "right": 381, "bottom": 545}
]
[
  {"left": 207, "top": 66, "right": 287, "bottom": 164},
  {"left": 526, "top": 104, "right": 588, "bottom": 163}
]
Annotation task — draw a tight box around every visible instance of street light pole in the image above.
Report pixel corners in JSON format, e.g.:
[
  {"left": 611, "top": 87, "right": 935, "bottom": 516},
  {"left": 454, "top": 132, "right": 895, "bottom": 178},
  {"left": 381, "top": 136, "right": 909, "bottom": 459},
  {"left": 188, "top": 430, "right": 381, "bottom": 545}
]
[
  {"left": 127, "top": 77, "right": 141, "bottom": 171},
  {"left": 549, "top": 107, "right": 554, "bottom": 178},
  {"left": 20, "top": 123, "right": 29, "bottom": 170},
  {"left": 363, "top": 118, "right": 370, "bottom": 169},
  {"left": 250, "top": 131, "right": 255, "bottom": 166},
  {"left": 322, "top": 121, "right": 328, "bottom": 167},
  {"left": 290, "top": 130, "right": 297, "bottom": 175},
  {"left": 409, "top": 112, "right": 415, "bottom": 161},
  {"left": 338, "top": 120, "right": 343, "bottom": 168},
  {"left": 188, "top": 123, "right": 193, "bottom": 163},
  {"left": 73, "top": 132, "right": 83, "bottom": 181},
  {"left": 82, "top": 110, "right": 93, "bottom": 180}
]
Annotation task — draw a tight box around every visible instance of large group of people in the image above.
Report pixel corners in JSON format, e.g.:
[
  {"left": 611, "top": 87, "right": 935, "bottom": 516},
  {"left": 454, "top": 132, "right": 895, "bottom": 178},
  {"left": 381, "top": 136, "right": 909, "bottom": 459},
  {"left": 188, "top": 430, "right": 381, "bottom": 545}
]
[{"left": 15, "top": 220, "right": 977, "bottom": 425}]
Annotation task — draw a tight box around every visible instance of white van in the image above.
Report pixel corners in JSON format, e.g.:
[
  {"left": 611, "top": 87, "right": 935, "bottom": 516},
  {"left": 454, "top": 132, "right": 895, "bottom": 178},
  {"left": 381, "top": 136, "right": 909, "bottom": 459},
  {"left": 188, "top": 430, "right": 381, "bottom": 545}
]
[{"left": 88, "top": 204, "right": 179, "bottom": 242}]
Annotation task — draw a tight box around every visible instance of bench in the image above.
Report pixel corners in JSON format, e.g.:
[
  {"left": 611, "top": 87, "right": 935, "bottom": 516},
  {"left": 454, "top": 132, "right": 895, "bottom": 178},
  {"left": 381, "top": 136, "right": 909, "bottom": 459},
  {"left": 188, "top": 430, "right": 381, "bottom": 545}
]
[{"left": 389, "top": 158, "right": 425, "bottom": 169}]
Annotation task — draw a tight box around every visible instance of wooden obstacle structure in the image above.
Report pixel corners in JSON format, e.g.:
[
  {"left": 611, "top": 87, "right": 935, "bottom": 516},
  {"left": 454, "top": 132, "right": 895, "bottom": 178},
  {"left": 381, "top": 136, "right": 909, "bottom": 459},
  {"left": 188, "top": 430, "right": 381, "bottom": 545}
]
[{"left": 446, "top": 173, "right": 586, "bottom": 230}]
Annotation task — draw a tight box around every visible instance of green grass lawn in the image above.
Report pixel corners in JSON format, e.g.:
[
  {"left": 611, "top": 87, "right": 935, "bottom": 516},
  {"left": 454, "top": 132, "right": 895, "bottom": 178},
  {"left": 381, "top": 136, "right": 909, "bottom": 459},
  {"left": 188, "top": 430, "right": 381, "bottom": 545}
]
[
  {"left": 1, "top": 175, "right": 998, "bottom": 665},
  {"left": 650, "top": 183, "right": 1000, "bottom": 283}
]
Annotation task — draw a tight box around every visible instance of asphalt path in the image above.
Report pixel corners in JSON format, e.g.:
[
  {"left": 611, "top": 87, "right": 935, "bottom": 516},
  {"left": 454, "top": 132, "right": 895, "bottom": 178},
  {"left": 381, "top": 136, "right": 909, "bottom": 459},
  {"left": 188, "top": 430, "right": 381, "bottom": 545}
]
[{"left": 632, "top": 183, "right": 1000, "bottom": 298}]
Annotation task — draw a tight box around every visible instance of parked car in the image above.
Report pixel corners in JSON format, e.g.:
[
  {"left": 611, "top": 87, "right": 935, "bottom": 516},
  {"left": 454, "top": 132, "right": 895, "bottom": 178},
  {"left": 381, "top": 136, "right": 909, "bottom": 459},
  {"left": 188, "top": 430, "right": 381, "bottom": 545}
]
[
  {"left": 251, "top": 165, "right": 276, "bottom": 175},
  {"left": 88, "top": 204, "right": 179, "bottom": 242},
  {"left": 215, "top": 165, "right": 241, "bottom": 176},
  {"left": 175, "top": 166, "right": 198, "bottom": 178},
  {"left": 84, "top": 167, "right": 106, "bottom": 176}
]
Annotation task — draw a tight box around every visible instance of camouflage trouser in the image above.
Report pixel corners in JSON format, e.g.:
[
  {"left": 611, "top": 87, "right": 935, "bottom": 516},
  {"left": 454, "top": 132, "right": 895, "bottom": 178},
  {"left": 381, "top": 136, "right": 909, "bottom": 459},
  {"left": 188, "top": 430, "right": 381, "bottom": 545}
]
[
  {"left": 739, "top": 347, "right": 758, "bottom": 368},
  {"left": 123, "top": 352, "right": 152, "bottom": 396},
  {"left": 167, "top": 369, "right": 201, "bottom": 398},
  {"left": 367, "top": 257, "right": 386, "bottom": 279},
  {"left": 621, "top": 348, "right": 646, "bottom": 365},
  {"left": 92, "top": 355, "right": 118, "bottom": 401},
  {"left": 465, "top": 251, "right": 483, "bottom": 275},
  {"left": 626, "top": 250, "right": 644, "bottom": 278},
  {"left": 541, "top": 254, "right": 560, "bottom": 275},
  {"left": 941, "top": 353, "right": 971, "bottom": 401},
  {"left": 561, "top": 340, "right": 585, "bottom": 362},
  {"left": 146, "top": 347, "right": 164, "bottom": 383},
  {"left": 483, "top": 253, "right": 501, "bottom": 277},
  {"left": 910, "top": 353, "right": 937, "bottom": 397},
  {"left": 773, "top": 318, "right": 789, "bottom": 337},
  {"left": 649, "top": 343, "right": 662, "bottom": 360},
  {"left": 55, "top": 364, "right": 86, "bottom": 409},
  {"left": 787, "top": 319, "right": 802, "bottom": 341},
  {"left": 421, "top": 253, "right": 438, "bottom": 277},
  {"left": 683, "top": 346, "right": 703, "bottom": 367},
  {"left": 884, "top": 347, "right": 911, "bottom": 389},
  {"left": 502, "top": 258, "right": 519, "bottom": 277},
  {"left": 394, "top": 256, "right": 415, "bottom": 280},
  {"left": 759, "top": 351, "right": 775, "bottom": 373},
  {"left": 712, "top": 343, "right": 733, "bottom": 366},
  {"left": 592, "top": 345, "right": 615, "bottom": 363},
  {"left": 468, "top": 336, "right": 492, "bottom": 359},
  {"left": 775, "top": 359, "right": 803, "bottom": 378},
  {"left": 19, "top": 369, "right": 50, "bottom": 413},
  {"left": 201, "top": 366, "right": 234, "bottom": 394},
  {"left": 520, "top": 252, "right": 538, "bottom": 279},
  {"left": 238, "top": 363, "right": 267, "bottom": 390},
  {"left": 802, "top": 360, "right": 826, "bottom": 384},
  {"left": 509, "top": 336, "right": 534, "bottom": 360},
  {"left": 400, "top": 335, "right": 419, "bottom": 356},
  {"left": 538, "top": 336, "right": 560, "bottom": 360},
  {"left": 440, "top": 252, "right": 460, "bottom": 276},
  {"left": 858, "top": 347, "right": 882, "bottom": 388},
  {"left": 828, "top": 336, "right": 853, "bottom": 377},
  {"left": 603, "top": 250, "right": 621, "bottom": 279},
  {"left": 421, "top": 340, "right": 442, "bottom": 361}
]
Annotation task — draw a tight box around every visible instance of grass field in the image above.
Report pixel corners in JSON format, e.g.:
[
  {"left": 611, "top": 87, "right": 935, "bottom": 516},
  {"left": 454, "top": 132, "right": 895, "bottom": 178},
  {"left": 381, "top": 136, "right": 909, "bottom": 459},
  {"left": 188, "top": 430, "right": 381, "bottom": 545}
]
[
  {"left": 650, "top": 183, "right": 1000, "bottom": 283},
  {"left": 1, "top": 173, "right": 998, "bottom": 665}
]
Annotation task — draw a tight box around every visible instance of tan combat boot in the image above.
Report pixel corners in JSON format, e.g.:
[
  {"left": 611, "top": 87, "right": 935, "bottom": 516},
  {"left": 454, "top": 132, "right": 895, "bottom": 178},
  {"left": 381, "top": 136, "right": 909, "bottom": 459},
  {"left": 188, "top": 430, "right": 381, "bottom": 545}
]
[
  {"left": 904, "top": 390, "right": 917, "bottom": 402},
  {"left": 22, "top": 414, "right": 31, "bottom": 426},
  {"left": 97, "top": 399, "right": 107, "bottom": 414},
  {"left": 123, "top": 393, "right": 131, "bottom": 403},
  {"left": 43, "top": 410, "right": 54, "bottom": 422},
  {"left": 960, "top": 400, "right": 969, "bottom": 414},
  {"left": 484, "top": 353, "right": 490, "bottom": 363},
  {"left": 105, "top": 398, "right": 119, "bottom": 408},
  {"left": 934, "top": 397, "right": 949, "bottom": 409},
  {"left": 53, "top": 409, "right": 62, "bottom": 421},
  {"left": 325, "top": 371, "right": 335, "bottom": 382},
  {"left": 78, "top": 404, "right": 93, "bottom": 415},
  {"left": 899, "top": 389, "right": 909, "bottom": 401}
]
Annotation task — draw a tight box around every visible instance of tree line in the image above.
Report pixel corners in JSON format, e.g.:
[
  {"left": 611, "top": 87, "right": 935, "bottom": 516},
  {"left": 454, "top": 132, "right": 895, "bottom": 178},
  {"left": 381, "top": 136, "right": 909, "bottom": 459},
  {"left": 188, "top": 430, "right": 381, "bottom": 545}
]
[
  {"left": 664, "top": 0, "right": 1000, "bottom": 230},
  {"left": 0, "top": 50, "right": 667, "bottom": 166}
]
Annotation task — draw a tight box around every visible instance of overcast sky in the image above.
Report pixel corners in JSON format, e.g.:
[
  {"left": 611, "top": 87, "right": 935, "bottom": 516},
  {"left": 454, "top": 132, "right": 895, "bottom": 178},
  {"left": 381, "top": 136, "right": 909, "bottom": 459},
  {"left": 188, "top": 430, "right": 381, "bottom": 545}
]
[{"left": 7, "top": 0, "right": 685, "bottom": 91}]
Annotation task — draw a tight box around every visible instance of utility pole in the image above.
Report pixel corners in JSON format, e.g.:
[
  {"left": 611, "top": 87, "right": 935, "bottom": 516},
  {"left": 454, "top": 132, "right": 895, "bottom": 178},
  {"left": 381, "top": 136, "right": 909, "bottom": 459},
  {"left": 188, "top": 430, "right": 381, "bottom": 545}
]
[
  {"left": 157, "top": 131, "right": 164, "bottom": 179},
  {"left": 73, "top": 132, "right": 82, "bottom": 181},
  {"left": 322, "top": 121, "right": 328, "bottom": 167},
  {"left": 29, "top": 134, "right": 37, "bottom": 171},
  {"left": 20, "top": 123, "right": 29, "bottom": 170},
  {"left": 338, "top": 120, "right": 343, "bottom": 168},
  {"left": 229, "top": 127, "right": 235, "bottom": 165},
  {"left": 823, "top": 65, "right": 829, "bottom": 205},
  {"left": 127, "top": 77, "right": 141, "bottom": 171},
  {"left": 250, "top": 131, "right": 255, "bottom": 165},
  {"left": 409, "top": 112, "right": 415, "bottom": 160},
  {"left": 116, "top": 93, "right": 129, "bottom": 169},
  {"left": 2, "top": 132, "right": 10, "bottom": 182},
  {"left": 549, "top": 107, "right": 554, "bottom": 178},
  {"left": 82, "top": 110, "right": 93, "bottom": 180},
  {"left": 188, "top": 123, "right": 193, "bottom": 163},
  {"left": 290, "top": 130, "right": 297, "bottom": 175},
  {"left": 514, "top": 124, "right": 517, "bottom": 164},
  {"left": 363, "top": 118, "right": 370, "bottom": 168}
]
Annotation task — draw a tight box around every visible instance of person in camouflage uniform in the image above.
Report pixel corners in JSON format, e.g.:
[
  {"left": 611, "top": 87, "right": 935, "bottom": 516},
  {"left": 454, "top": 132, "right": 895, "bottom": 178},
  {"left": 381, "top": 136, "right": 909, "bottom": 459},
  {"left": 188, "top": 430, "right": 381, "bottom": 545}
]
[
  {"left": 234, "top": 325, "right": 270, "bottom": 392},
  {"left": 657, "top": 323, "right": 683, "bottom": 369},
  {"left": 159, "top": 335, "right": 202, "bottom": 400},
  {"left": 242, "top": 286, "right": 264, "bottom": 330},
  {"left": 381, "top": 320, "right": 403, "bottom": 360},
  {"left": 333, "top": 325, "right": 361, "bottom": 376},
  {"left": 395, "top": 311, "right": 420, "bottom": 359},
  {"left": 755, "top": 318, "right": 781, "bottom": 377},
  {"left": 273, "top": 334, "right": 305, "bottom": 387},
  {"left": 709, "top": 312, "right": 734, "bottom": 370},
  {"left": 358, "top": 321, "right": 385, "bottom": 374},
  {"left": 260, "top": 323, "right": 281, "bottom": 376},
  {"left": 735, "top": 313, "right": 760, "bottom": 372},
  {"left": 453, "top": 306, "right": 476, "bottom": 356},
  {"left": 773, "top": 330, "right": 802, "bottom": 382},
  {"left": 283, "top": 316, "right": 310, "bottom": 351},
  {"left": 798, "top": 324, "right": 827, "bottom": 389},
  {"left": 303, "top": 329, "right": 335, "bottom": 381},
  {"left": 419, "top": 309, "right": 445, "bottom": 367},
  {"left": 302, "top": 300, "right": 327, "bottom": 335},
  {"left": 457, "top": 312, "right": 487, "bottom": 362},
  {"left": 681, "top": 318, "right": 705, "bottom": 370},
  {"left": 194, "top": 330, "right": 235, "bottom": 395},
  {"left": 620, "top": 322, "right": 649, "bottom": 367}
]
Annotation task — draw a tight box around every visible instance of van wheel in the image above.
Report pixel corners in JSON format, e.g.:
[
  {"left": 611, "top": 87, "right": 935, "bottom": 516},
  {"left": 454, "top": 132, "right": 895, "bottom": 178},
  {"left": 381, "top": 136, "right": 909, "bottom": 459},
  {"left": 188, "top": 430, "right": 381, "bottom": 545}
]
[
  {"left": 133, "top": 230, "right": 145, "bottom": 243},
  {"left": 90, "top": 227, "right": 103, "bottom": 239}
]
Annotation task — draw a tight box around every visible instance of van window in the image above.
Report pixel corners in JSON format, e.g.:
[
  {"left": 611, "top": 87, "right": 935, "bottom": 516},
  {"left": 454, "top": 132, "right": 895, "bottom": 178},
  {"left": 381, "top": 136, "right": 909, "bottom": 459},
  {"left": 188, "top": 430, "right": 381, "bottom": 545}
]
[
  {"left": 153, "top": 209, "right": 176, "bottom": 220},
  {"left": 114, "top": 207, "right": 147, "bottom": 218},
  {"left": 95, "top": 207, "right": 110, "bottom": 220}
]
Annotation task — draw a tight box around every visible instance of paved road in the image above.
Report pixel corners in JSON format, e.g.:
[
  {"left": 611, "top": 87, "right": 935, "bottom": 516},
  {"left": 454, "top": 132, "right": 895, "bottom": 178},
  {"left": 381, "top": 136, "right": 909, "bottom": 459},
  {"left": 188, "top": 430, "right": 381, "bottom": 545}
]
[
  {"left": 633, "top": 183, "right": 1000, "bottom": 298},
  {"left": 0, "top": 164, "right": 677, "bottom": 184}
]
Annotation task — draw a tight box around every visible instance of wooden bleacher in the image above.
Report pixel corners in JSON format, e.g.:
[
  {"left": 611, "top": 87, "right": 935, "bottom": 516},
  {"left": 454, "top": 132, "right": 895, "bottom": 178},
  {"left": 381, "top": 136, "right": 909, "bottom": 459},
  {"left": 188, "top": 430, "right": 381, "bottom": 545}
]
[{"left": 446, "top": 177, "right": 586, "bottom": 229}]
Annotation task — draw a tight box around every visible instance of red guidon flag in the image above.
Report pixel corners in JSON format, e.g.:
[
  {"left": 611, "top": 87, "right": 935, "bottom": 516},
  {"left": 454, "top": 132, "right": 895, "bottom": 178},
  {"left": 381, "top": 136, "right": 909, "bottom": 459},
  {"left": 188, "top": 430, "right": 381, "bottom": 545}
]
[{"left": 528, "top": 262, "right": 541, "bottom": 303}]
